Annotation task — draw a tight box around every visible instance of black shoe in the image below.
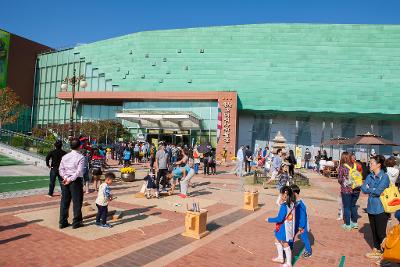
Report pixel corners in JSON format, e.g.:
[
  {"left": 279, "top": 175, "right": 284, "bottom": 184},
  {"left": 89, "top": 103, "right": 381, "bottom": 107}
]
[
  {"left": 72, "top": 223, "right": 84, "bottom": 229},
  {"left": 302, "top": 251, "right": 312, "bottom": 259},
  {"left": 59, "top": 223, "right": 71, "bottom": 229}
]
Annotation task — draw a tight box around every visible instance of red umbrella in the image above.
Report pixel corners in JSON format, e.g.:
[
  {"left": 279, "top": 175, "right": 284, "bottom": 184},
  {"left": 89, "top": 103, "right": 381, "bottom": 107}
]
[{"left": 344, "top": 132, "right": 399, "bottom": 146}]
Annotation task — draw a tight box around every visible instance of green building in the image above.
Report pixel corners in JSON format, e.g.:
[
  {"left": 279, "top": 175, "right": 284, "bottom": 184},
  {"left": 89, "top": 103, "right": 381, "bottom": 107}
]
[{"left": 32, "top": 23, "right": 400, "bottom": 158}]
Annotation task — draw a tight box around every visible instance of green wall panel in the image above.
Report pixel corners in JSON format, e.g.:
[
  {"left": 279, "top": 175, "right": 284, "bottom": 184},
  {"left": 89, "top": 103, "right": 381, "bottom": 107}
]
[{"left": 34, "top": 23, "right": 400, "bottom": 125}]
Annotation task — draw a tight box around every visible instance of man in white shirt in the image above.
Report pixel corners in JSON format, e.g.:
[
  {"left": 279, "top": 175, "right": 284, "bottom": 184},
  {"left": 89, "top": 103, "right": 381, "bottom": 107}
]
[{"left": 59, "top": 138, "right": 85, "bottom": 229}]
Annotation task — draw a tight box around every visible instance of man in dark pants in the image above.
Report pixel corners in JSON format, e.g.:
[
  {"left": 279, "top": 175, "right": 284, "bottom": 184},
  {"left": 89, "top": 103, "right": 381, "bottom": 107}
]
[
  {"left": 155, "top": 142, "right": 169, "bottom": 193},
  {"left": 244, "top": 145, "right": 253, "bottom": 173},
  {"left": 45, "top": 140, "right": 67, "bottom": 197},
  {"left": 59, "top": 138, "right": 85, "bottom": 229}
]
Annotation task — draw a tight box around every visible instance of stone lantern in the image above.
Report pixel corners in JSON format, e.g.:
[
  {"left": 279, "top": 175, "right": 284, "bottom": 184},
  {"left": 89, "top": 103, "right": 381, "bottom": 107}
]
[{"left": 272, "top": 131, "right": 287, "bottom": 154}]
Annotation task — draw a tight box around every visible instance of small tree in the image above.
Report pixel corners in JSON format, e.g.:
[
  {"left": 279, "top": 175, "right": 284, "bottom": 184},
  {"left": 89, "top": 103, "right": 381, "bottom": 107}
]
[{"left": 0, "top": 87, "right": 21, "bottom": 129}]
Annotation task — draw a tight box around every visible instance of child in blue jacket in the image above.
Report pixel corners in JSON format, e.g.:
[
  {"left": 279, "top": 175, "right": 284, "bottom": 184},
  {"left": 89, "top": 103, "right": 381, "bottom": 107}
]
[
  {"left": 267, "top": 186, "right": 296, "bottom": 267},
  {"left": 291, "top": 184, "right": 312, "bottom": 258}
]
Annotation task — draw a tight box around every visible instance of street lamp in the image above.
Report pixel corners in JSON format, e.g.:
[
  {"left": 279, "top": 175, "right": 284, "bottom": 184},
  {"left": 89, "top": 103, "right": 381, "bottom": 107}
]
[{"left": 60, "top": 69, "right": 87, "bottom": 140}]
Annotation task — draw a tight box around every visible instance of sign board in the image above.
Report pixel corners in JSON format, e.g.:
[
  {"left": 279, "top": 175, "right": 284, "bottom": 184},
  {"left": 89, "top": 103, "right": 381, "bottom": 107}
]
[
  {"left": 295, "top": 146, "right": 302, "bottom": 169},
  {"left": 0, "top": 30, "right": 10, "bottom": 88}
]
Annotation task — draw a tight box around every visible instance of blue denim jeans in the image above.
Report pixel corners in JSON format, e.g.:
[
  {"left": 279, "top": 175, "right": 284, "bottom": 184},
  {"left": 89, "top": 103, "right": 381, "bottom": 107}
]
[
  {"left": 194, "top": 163, "right": 199, "bottom": 174},
  {"left": 299, "top": 229, "right": 312, "bottom": 253},
  {"left": 304, "top": 161, "right": 310, "bottom": 169},
  {"left": 341, "top": 192, "right": 360, "bottom": 225}
]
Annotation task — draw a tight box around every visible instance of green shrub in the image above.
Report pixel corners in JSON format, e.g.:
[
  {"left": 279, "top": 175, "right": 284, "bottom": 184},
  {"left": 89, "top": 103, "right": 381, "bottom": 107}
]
[{"left": 11, "top": 136, "right": 25, "bottom": 148}]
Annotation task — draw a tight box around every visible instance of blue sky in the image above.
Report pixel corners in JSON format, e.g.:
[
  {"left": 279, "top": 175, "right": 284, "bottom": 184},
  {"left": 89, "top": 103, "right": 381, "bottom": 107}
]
[{"left": 2, "top": 0, "right": 400, "bottom": 48}]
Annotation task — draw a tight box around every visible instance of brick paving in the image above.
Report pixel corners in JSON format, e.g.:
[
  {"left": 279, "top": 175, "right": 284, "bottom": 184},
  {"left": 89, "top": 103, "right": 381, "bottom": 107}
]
[{"left": 0, "top": 164, "right": 395, "bottom": 267}]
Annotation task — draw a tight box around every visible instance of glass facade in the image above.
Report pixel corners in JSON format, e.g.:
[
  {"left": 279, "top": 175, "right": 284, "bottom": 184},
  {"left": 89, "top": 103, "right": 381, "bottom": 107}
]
[{"left": 32, "top": 49, "right": 115, "bottom": 126}]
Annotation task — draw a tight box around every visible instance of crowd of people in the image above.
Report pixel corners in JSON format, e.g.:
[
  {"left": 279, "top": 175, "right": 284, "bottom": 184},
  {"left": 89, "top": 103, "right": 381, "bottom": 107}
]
[
  {"left": 45, "top": 137, "right": 221, "bottom": 230},
  {"left": 45, "top": 135, "right": 400, "bottom": 265},
  {"left": 235, "top": 144, "right": 400, "bottom": 265},
  {"left": 336, "top": 151, "right": 400, "bottom": 265}
]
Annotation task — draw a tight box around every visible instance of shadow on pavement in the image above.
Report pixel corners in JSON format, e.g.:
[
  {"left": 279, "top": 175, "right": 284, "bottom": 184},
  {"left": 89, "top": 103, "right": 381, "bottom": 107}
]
[
  {"left": 0, "top": 219, "right": 43, "bottom": 232},
  {"left": 0, "top": 234, "right": 31, "bottom": 244},
  {"left": 359, "top": 222, "right": 374, "bottom": 249}
]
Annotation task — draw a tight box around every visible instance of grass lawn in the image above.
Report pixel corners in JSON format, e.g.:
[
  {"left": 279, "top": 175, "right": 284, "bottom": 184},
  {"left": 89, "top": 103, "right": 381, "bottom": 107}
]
[
  {"left": 0, "top": 154, "right": 23, "bottom": 166},
  {"left": 0, "top": 176, "right": 52, "bottom": 193}
]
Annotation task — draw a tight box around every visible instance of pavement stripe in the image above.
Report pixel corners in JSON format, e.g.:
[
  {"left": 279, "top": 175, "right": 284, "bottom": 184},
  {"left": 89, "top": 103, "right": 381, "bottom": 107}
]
[
  {"left": 144, "top": 206, "right": 270, "bottom": 267},
  {"left": 0, "top": 189, "right": 136, "bottom": 214},
  {"left": 102, "top": 209, "right": 252, "bottom": 267},
  {"left": 339, "top": 256, "right": 346, "bottom": 267},
  {"left": 77, "top": 206, "right": 240, "bottom": 267},
  {"left": 0, "top": 179, "right": 48, "bottom": 185}
]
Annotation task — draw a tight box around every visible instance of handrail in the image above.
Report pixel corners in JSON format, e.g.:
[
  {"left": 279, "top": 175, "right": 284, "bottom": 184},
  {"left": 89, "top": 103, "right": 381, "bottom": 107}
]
[
  {"left": 0, "top": 128, "right": 53, "bottom": 146},
  {"left": 0, "top": 128, "right": 69, "bottom": 157}
]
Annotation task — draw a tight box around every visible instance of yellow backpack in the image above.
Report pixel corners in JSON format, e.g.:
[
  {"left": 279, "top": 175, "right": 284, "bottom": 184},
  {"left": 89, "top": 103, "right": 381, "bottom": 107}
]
[
  {"left": 344, "top": 164, "right": 363, "bottom": 189},
  {"left": 382, "top": 224, "right": 400, "bottom": 263},
  {"left": 380, "top": 183, "right": 400, "bottom": 213}
]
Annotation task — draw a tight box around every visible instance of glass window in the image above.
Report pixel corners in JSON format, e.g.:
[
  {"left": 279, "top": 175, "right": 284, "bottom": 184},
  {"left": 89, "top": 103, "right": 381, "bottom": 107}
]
[
  {"left": 379, "top": 121, "right": 393, "bottom": 155},
  {"left": 297, "top": 118, "right": 312, "bottom": 146}
]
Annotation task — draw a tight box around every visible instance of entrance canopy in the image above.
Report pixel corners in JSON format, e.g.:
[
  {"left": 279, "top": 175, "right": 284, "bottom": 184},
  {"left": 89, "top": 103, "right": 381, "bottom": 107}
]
[{"left": 116, "top": 110, "right": 201, "bottom": 130}]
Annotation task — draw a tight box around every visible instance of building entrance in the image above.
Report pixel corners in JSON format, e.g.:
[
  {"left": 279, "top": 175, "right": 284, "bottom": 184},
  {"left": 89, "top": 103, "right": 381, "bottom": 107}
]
[{"left": 146, "top": 130, "right": 191, "bottom": 146}]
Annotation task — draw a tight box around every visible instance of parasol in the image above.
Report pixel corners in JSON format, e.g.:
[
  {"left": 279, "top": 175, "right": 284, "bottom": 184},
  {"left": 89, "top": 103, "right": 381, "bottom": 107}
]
[
  {"left": 321, "top": 137, "right": 350, "bottom": 146},
  {"left": 344, "top": 132, "right": 399, "bottom": 146}
]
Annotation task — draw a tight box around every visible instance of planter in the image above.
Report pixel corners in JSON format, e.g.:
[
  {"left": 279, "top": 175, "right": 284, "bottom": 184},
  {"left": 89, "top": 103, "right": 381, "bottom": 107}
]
[{"left": 121, "top": 173, "right": 135, "bottom": 182}]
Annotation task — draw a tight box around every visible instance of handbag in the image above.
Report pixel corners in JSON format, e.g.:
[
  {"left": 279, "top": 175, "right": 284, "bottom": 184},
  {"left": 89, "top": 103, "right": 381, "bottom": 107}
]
[
  {"left": 380, "top": 183, "right": 400, "bottom": 213},
  {"left": 382, "top": 224, "right": 400, "bottom": 263},
  {"left": 275, "top": 207, "right": 295, "bottom": 232}
]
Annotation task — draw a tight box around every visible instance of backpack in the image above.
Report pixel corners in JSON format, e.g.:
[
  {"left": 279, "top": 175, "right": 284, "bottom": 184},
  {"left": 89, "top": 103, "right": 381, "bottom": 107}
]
[
  {"left": 382, "top": 224, "right": 400, "bottom": 263},
  {"left": 124, "top": 150, "right": 131, "bottom": 159},
  {"left": 344, "top": 163, "right": 363, "bottom": 189}
]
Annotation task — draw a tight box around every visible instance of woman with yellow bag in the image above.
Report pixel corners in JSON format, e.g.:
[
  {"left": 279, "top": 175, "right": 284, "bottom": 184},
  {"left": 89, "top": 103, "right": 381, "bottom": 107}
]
[{"left": 361, "top": 155, "right": 390, "bottom": 263}]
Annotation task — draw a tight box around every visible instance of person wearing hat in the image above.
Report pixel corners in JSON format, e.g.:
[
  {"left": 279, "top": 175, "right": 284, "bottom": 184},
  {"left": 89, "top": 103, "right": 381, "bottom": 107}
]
[{"left": 45, "top": 140, "right": 67, "bottom": 197}]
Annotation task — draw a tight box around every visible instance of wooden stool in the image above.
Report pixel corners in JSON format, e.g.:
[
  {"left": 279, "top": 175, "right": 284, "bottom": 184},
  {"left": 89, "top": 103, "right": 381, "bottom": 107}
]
[
  {"left": 243, "top": 191, "right": 259, "bottom": 211},
  {"left": 182, "top": 209, "right": 209, "bottom": 239}
]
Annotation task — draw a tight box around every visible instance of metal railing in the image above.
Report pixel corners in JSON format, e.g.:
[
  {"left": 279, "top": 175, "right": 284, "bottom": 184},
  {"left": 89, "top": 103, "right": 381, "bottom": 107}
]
[{"left": 0, "top": 128, "right": 68, "bottom": 158}]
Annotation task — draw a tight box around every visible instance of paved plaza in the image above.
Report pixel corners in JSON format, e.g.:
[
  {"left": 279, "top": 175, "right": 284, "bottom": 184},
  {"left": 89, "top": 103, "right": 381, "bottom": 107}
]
[{"left": 0, "top": 162, "right": 395, "bottom": 267}]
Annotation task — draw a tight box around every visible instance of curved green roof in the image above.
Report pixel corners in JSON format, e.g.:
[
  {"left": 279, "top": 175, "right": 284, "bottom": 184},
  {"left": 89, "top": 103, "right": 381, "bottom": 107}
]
[{"left": 40, "top": 23, "right": 400, "bottom": 115}]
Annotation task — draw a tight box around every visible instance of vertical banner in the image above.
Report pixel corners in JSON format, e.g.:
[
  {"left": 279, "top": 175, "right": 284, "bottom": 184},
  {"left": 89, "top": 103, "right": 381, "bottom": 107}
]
[
  {"left": 152, "top": 138, "right": 159, "bottom": 150},
  {"left": 295, "top": 146, "right": 302, "bottom": 169},
  {"left": 217, "top": 102, "right": 222, "bottom": 142},
  {"left": 0, "top": 30, "right": 10, "bottom": 88}
]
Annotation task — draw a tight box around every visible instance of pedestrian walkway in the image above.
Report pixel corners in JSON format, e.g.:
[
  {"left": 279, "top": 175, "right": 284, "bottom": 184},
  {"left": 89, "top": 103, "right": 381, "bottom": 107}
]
[{"left": 0, "top": 165, "right": 389, "bottom": 267}]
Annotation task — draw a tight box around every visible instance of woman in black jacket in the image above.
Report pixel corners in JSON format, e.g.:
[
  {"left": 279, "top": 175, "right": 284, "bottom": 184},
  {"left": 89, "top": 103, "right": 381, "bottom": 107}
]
[{"left": 287, "top": 150, "right": 297, "bottom": 177}]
